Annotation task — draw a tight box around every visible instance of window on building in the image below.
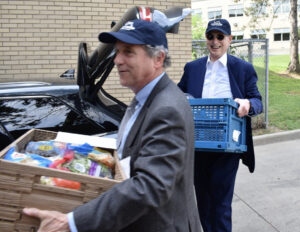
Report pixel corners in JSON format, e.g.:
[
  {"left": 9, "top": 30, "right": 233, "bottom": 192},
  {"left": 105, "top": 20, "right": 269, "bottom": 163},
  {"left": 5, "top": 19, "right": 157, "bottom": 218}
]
[
  {"left": 192, "top": 8, "right": 202, "bottom": 18},
  {"left": 232, "top": 31, "right": 244, "bottom": 40},
  {"left": 228, "top": 4, "right": 244, "bottom": 17},
  {"left": 208, "top": 7, "right": 222, "bottom": 20},
  {"left": 274, "top": 28, "right": 290, "bottom": 41},
  {"left": 251, "top": 29, "right": 266, "bottom": 39},
  {"left": 250, "top": 2, "right": 267, "bottom": 15},
  {"left": 273, "top": 0, "right": 290, "bottom": 14}
]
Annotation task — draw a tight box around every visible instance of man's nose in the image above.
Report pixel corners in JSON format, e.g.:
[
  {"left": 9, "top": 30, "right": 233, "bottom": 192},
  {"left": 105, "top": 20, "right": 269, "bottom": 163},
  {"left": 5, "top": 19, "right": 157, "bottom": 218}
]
[{"left": 211, "top": 37, "right": 219, "bottom": 43}]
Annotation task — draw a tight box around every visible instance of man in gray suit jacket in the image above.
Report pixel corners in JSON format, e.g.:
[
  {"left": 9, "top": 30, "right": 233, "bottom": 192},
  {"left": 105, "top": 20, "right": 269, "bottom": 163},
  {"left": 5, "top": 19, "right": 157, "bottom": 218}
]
[{"left": 23, "top": 19, "right": 201, "bottom": 232}]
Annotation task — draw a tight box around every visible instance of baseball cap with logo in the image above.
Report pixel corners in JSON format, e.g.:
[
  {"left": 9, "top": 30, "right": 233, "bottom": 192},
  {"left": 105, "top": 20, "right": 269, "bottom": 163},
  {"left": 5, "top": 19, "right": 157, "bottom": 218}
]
[
  {"left": 99, "top": 19, "right": 168, "bottom": 49},
  {"left": 205, "top": 19, "right": 231, "bottom": 35}
]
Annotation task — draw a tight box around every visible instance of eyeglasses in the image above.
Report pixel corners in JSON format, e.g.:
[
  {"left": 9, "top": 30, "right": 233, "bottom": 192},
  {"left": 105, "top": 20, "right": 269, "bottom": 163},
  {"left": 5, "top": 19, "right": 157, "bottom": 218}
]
[{"left": 206, "top": 33, "right": 225, "bottom": 41}]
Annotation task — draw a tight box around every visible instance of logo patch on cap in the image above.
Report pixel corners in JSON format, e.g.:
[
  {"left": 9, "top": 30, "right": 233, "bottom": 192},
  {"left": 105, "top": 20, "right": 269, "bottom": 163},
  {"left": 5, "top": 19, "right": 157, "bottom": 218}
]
[
  {"left": 211, "top": 21, "right": 223, "bottom": 27},
  {"left": 99, "top": 19, "right": 168, "bottom": 49},
  {"left": 121, "top": 21, "right": 135, "bottom": 31}
]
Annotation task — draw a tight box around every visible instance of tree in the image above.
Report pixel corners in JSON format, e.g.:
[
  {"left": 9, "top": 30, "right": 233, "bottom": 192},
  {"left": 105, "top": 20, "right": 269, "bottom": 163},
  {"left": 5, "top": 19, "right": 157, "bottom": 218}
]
[
  {"left": 244, "top": 0, "right": 300, "bottom": 73},
  {"left": 243, "top": 0, "right": 272, "bottom": 28},
  {"left": 191, "top": 14, "right": 206, "bottom": 59},
  {"left": 192, "top": 14, "right": 205, "bottom": 40},
  {"left": 288, "top": 0, "right": 300, "bottom": 72}
]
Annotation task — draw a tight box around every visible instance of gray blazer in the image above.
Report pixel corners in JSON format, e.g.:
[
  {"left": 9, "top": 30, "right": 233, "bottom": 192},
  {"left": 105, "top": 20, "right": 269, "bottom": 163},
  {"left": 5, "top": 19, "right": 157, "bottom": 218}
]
[{"left": 73, "top": 74, "right": 201, "bottom": 232}]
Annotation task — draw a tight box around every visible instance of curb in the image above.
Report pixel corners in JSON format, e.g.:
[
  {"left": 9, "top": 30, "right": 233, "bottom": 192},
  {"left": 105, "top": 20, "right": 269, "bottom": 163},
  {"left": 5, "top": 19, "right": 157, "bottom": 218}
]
[{"left": 253, "top": 129, "right": 300, "bottom": 146}]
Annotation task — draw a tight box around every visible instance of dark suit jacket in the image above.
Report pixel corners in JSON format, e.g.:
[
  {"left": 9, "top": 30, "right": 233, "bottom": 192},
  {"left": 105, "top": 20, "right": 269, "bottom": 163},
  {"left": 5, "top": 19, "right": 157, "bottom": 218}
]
[
  {"left": 73, "top": 74, "right": 201, "bottom": 232},
  {"left": 178, "top": 54, "right": 263, "bottom": 173}
]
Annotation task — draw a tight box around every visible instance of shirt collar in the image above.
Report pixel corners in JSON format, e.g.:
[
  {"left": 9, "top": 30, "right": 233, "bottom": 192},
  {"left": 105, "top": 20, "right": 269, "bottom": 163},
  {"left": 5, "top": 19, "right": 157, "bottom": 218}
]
[
  {"left": 207, "top": 53, "right": 227, "bottom": 67},
  {"left": 135, "top": 72, "right": 165, "bottom": 106}
]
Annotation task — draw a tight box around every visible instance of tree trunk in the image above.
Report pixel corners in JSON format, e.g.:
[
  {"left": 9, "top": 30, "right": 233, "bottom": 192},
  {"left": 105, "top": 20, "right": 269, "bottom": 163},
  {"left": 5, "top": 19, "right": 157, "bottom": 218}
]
[{"left": 288, "top": 0, "right": 300, "bottom": 73}]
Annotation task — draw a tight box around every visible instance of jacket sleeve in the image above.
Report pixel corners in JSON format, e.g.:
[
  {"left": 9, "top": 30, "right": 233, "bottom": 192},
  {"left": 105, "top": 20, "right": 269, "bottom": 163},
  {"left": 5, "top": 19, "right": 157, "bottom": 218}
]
[
  {"left": 72, "top": 106, "right": 187, "bottom": 232},
  {"left": 244, "top": 63, "right": 263, "bottom": 117},
  {"left": 177, "top": 63, "right": 188, "bottom": 92}
]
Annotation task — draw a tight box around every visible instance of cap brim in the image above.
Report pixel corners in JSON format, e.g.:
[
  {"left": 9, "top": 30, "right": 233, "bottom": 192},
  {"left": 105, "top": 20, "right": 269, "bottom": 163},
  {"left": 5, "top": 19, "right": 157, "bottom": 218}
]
[
  {"left": 206, "top": 27, "right": 230, "bottom": 35},
  {"left": 99, "top": 32, "right": 145, "bottom": 45}
]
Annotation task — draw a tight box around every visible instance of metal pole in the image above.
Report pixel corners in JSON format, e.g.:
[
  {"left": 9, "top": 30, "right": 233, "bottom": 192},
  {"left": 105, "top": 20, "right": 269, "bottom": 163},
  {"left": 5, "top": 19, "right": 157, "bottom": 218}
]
[
  {"left": 265, "top": 38, "right": 269, "bottom": 128},
  {"left": 248, "top": 41, "right": 253, "bottom": 64}
]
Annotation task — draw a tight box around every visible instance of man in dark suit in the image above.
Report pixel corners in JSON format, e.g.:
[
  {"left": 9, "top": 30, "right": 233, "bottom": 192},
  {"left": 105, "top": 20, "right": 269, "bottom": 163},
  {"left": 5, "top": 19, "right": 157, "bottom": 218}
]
[
  {"left": 178, "top": 19, "right": 263, "bottom": 232},
  {"left": 23, "top": 19, "right": 201, "bottom": 232}
]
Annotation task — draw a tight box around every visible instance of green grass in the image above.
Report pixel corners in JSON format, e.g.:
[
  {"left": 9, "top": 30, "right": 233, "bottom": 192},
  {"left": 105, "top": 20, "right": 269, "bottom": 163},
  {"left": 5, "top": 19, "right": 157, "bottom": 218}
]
[
  {"left": 268, "top": 55, "right": 291, "bottom": 73},
  {"left": 268, "top": 73, "right": 300, "bottom": 130},
  {"left": 256, "top": 55, "right": 300, "bottom": 133}
]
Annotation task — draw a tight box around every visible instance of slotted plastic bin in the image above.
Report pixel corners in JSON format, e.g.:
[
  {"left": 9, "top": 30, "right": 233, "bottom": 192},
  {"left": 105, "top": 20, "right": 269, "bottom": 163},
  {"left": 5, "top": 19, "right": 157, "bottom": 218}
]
[{"left": 188, "top": 98, "right": 247, "bottom": 153}]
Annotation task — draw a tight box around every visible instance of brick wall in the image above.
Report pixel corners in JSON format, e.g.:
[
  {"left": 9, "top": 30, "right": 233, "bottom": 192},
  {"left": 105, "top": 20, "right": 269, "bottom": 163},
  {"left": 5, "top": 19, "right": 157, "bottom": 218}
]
[{"left": 0, "top": 0, "right": 191, "bottom": 103}]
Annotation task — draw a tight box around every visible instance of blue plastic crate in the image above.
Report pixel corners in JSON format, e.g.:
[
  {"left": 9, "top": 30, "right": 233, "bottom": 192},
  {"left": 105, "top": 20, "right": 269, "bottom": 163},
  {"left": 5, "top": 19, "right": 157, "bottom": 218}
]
[{"left": 188, "top": 98, "right": 247, "bottom": 153}]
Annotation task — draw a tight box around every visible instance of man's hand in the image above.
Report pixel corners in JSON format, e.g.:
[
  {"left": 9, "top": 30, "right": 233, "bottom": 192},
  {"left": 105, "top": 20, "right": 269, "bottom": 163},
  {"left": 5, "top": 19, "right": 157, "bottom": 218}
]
[
  {"left": 234, "top": 98, "right": 250, "bottom": 117},
  {"left": 23, "top": 208, "right": 70, "bottom": 232}
]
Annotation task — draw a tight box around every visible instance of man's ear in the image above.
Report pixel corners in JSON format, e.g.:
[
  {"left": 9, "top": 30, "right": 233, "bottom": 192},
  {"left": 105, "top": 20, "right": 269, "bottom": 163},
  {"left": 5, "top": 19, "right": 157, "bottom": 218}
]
[{"left": 154, "top": 51, "right": 165, "bottom": 68}]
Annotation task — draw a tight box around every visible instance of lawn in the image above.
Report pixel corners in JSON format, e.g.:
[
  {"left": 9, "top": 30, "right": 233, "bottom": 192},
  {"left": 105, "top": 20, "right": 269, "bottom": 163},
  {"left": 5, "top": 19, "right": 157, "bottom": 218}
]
[{"left": 255, "top": 55, "right": 300, "bottom": 134}]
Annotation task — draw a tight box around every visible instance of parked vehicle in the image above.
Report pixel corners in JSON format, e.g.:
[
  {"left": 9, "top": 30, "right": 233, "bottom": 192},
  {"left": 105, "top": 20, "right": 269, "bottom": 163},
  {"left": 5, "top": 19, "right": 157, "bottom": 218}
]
[{"left": 0, "top": 6, "right": 191, "bottom": 150}]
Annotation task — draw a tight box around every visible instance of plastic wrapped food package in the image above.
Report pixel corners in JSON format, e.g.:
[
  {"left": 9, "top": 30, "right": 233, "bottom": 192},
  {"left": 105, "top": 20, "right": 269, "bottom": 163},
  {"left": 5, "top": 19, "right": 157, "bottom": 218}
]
[
  {"left": 25, "top": 140, "right": 67, "bottom": 157},
  {"left": 88, "top": 147, "right": 115, "bottom": 169},
  {"left": 4, "top": 147, "right": 52, "bottom": 167},
  {"left": 4, "top": 140, "right": 116, "bottom": 190}
]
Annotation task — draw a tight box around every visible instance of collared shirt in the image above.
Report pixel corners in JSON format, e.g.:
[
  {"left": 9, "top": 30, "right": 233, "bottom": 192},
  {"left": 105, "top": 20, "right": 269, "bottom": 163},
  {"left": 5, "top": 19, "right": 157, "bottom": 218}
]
[
  {"left": 67, "top": 72, "right": 165, "bottom": 232},
  {"left": 117, "top": 72, "right": 165, "bottom": 159},
  {"left": 202, "top": 53, "right": 233, "bottom": 98}
]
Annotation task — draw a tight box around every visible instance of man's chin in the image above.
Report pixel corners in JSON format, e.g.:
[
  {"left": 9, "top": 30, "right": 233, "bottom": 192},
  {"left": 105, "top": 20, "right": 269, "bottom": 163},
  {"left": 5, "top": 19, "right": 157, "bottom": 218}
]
[
  {"left": 210, "top": 50, "right": 222, "bottom": 57},
  {"left": 119, "top": 79, "right": 129, "bottom": 88}
]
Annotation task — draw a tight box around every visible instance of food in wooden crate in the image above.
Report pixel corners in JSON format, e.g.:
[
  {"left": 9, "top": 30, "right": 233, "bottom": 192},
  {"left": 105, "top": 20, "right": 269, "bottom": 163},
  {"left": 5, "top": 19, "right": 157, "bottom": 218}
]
[
  {"left": 25, "top": 140, "right": 68, "bottom": 157},
  {"left": 4, "top": 148, "right": 52, "bottom": 167},
  {"left": 88, "top": 147, "right": 116, "bottom": 169},
  {"left": 3, "top": 140, "right": 116, "bottom": 189}
]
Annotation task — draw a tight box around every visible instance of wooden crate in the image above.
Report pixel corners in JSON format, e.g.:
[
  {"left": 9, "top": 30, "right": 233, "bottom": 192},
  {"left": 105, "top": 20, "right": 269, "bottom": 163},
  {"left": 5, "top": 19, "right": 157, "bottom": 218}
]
[{"left": 0, "top": 129, "right": 125, "bottom": 232}]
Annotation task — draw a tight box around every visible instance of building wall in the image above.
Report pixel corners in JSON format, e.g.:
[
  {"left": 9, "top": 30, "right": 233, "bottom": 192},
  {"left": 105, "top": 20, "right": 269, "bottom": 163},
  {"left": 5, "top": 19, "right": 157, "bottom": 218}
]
[
  {"left": 192, "top": 0, "right": 291, "bottom": 55},
  {"left": 0, "top": 0, "right": 191, "bottom": 103}
]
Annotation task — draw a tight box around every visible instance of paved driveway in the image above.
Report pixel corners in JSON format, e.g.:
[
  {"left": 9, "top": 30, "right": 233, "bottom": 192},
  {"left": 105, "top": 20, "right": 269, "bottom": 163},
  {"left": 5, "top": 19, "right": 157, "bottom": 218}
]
[{"left": 232, "top": 131, "right": 300, "bottom": 232}]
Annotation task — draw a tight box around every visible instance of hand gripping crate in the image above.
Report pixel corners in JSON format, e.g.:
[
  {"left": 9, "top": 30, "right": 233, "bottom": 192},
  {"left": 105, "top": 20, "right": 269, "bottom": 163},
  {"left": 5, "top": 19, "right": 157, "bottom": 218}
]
[
  {"left": 188, "top": 98, "right": 247, "bottom": 153},
  {"left": 0, "top": 129, "right": 125, "bottom": 232}
]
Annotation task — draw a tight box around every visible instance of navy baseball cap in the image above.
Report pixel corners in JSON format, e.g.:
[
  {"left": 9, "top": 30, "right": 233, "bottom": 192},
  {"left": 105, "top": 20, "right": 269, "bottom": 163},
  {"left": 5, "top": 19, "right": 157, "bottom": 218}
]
[
  {"left": 99, "top": 19, "right": 168, "bottom": 49},
  {"left": 205, "top": 19, "right": 231, "bottom": 35}
]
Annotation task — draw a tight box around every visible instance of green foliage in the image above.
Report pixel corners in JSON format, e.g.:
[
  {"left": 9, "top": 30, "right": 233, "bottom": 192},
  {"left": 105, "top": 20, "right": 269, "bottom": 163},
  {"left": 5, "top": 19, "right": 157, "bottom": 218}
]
[
  {"left": 244, "top": 0, "right": 271, "bottom": 29},
  {"left": 192, "top": 14, "right": 205, "bottom": 40},
  {"left": 191, "top": 15, "right": 206, "bottom": 59},
  {"left": 247, "top": 0, "right": 299, "bottom": 74}
]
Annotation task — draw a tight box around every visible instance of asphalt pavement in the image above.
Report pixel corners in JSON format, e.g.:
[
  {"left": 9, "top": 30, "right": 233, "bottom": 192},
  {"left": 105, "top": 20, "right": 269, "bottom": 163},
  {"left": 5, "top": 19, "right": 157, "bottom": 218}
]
[{"left": 232, "top": 129, "right": 300, "bottom": 232}]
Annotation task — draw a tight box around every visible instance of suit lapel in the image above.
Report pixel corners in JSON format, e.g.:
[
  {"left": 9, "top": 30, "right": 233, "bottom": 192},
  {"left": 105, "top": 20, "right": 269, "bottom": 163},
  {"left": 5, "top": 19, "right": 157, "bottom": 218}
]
[
  {"left": 227, "top": 54, "right": 242, "bottom": 98},
  {"left": 122, "top": 74, "right": 169, "bottom": 159},
  {"left": 198, "top": 57, "right": 208, "bottom": 98}
]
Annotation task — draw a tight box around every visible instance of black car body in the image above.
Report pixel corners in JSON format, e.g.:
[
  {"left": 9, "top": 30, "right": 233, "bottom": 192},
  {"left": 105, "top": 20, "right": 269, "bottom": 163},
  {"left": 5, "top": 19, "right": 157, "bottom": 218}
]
[
  {"left": 0, "top": 81, "right": 125, "bottom": 150},
  {"left": 0, "top": 6, "right": 191, "bottom": 150}
]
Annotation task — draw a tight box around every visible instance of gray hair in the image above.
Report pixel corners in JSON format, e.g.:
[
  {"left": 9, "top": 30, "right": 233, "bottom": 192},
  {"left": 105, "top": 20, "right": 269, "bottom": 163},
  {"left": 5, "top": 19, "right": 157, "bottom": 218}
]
[{"left": 143, "top": 45, "right": 171, "bottom": 68}]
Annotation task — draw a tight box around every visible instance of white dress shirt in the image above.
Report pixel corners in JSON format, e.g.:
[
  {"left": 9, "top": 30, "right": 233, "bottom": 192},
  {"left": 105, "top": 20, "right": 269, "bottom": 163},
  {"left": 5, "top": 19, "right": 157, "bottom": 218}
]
[
  {"left": 202, "top": 53, "right": 233, "bottom": 98},
  {"left": 117, "top": 72, "right": 164, "bottom": 159}
]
